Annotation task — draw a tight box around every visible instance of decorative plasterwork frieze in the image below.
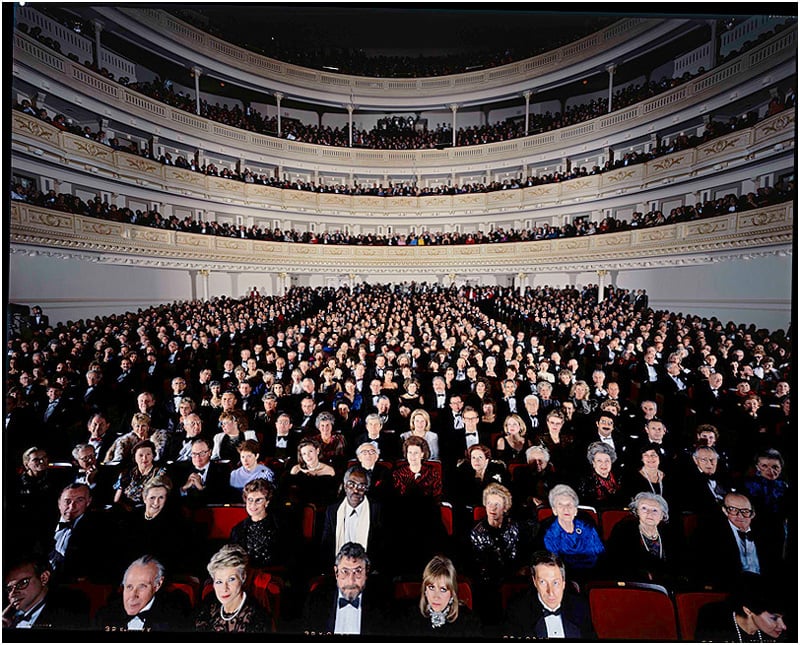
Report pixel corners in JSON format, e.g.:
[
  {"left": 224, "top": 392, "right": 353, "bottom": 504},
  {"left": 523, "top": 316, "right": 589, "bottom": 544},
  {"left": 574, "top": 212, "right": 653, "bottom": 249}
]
[{"left": 9, "top": 202, "right": 793, "bottom": 275}]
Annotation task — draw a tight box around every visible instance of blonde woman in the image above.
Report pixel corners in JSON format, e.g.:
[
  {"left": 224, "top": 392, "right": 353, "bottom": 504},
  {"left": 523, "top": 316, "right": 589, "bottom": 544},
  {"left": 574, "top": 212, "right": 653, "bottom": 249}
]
[{"left": 407, "top": 555, "right": 480, "bottom": 637}]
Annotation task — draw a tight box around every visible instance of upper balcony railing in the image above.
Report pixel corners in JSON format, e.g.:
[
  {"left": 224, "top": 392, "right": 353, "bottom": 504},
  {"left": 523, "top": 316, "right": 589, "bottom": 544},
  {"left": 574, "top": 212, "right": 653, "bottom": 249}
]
[
  {"left": 11, "top": 108, "right": 795, "bottom": 218},
  {"left": 105, "top": 8, "right": 665, "bottom": 101},
  {"left": 12, "top": 25, "right": 796, "bottom": 175}
]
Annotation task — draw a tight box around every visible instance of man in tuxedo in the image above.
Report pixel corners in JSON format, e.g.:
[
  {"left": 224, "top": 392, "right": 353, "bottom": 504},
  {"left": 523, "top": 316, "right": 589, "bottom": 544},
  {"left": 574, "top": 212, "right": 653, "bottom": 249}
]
[
  {"left": 95, "top": 555, "right": 191, "bottom": 632},
  {"left": 40, "top": 383, "right": 77, "bottom": 461},
  {"left": 675, "top": 445, "right": 732, "bottom": 515},
  {"left": 691, "top": 492, "right": 781, "bottom": 590},
  {"left": 320, "top": 467, "right": 385, "bottom": 573},
  {"left": 27, "top": 305, "right": 49, "bottom": 332},
  {"left": 302, "top": 542, "right": 388, "bottom": 636},
  {"left": 353, "top": 414, "right": 400, "bottom": 462},
  {"left": 353, "top": 443, "right": 393, "bottom": 503},
  {"left": 294, "top": 396, "right": 318, "bottom": 434},
  {"left": 84, "top": 412, "right": 115, "bottom": 462},
  {"left": 261, "top": 412, "right": 299, "bottom": 465},
  {"left": 582, "top": 411, "right": 629, "bottom": 468},
  {"left": 498, "top": 378, "right": 522, "bottom": 419},
  {"left": 503, "top": 550, "right": 595, "bottom": 639},
  {"left": 172, "top": 437, "right": 231, "bottom": 507},
  {"left": 47, "top": 483, "right": 105, "bottom": 582},
  {"left": 2, "top": 553, "right": 87, "bottom": 630},
  {"left": 521, "top": 394, "right": 544, "bottom": 435}
]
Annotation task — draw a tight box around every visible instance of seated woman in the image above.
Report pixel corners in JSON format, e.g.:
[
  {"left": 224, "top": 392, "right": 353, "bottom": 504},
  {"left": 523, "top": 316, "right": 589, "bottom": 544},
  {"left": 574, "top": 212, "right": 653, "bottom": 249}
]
[
  {"left": 118, "top": 475, "right": 191, "bottom": 578},
  {"left": 604, "top": 492, "right": 686, "bottom": 586},
  {"left": 230, "top": 479, "right": 281, "bottom": 570},
  {"left": 478, "top": 398, "right": 502, "bottom": 436},
  {"left": 400, "top": 409, "right": 440, "bottom": 461},
  {"left": 510, "top": 444, "right": 557, "bottom": 511},
  {"left": 624, "top": 445, "right": 677, "bottom": 510},
  {"left": 540, "top": 484, "right": 605, "bottom": 579},
  {"left": 577, "top": 442, "right": 625, "bottom": 511},
  {"left": 229, "top": 440, "right": 275, "bottom": 491},
  {"left": 105, "top": 412, "right": 168, "bottom": 465},
  {"left": 535, "top": 409, "right": 578, "bottom": 474},
  {"left": 195, "top": 544, "right": 272, "bottom": 633},
  {"left": 452, "top": 444, "right": 508, "bottom": 510},
  {"left": 392, "top": 436, "right": 442, "bottom": 501},
  {"left": 284, "top": 439, "right": 337, "bottom": 507},
  {"left": 307, "top": 412, "right": 347, "bottom": 472},
  {"left": 406, "top": 555, "right": 481, "bottom": 638},
  {"left": 745, "top": 447, "right": 791, "bottom": 535},
  {"left": 399, "top": 377, "right": 424, "bottom": 411},
  {"left": 468, "top": 483, "right": 526, "bottom": 625},
  {"left": 696, "top": 572, "right": 787, "bottom": 641},
  {"left": 212, "top": 410, "right": 257, "bottom": 462},
  {"left": 494, "top": 414, "right": 532, "bottom": 466},
  {"left": 113, "top": 440, "right": 167, "bottom": 511}
]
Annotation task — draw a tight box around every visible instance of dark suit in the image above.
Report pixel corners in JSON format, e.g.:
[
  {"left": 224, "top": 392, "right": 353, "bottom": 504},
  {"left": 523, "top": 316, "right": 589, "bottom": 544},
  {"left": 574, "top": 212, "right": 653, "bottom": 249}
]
[
  {"left": 690, "top": 513, "right": 780, "bottom": 589},
  {"left": 12, "top": 587, "right": 88, "bottom": 630},
  {"left": 301, "top": 579, "right": 389, "bottom": 636},
  {"left": 170, "top": 461, "right": 232, "bottom": 507},
  {"left": 48, "top": 511, "right": 109, "bottom": 583},
  {"left": 320, "top": 500, "right": 385, "bottom": 572},
  {"left": 503, "top": 588, "right": 596, "bottom": 639},
  {"left": 95, "top": 589, "right": 192, "bottom": 632}
]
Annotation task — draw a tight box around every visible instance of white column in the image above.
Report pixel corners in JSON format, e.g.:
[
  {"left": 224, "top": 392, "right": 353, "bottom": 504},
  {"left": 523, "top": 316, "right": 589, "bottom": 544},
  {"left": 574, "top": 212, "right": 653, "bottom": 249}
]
[
  {"left": 275, "top": 92, "right": 283, "bottom": 137},
  {"left": 606, "top": 64, "right": 617, "bottom": 113},
  {"left": 346, "top": 104, "right": 354, "bottom": 147},
  {"left": 198, "top": 270, "right": 210, "bottom": 300},
  {"left": 523, "top": 90, "right": 532, "bottom": 135},
  {"left": 596, "top": 270, "right": 608, "bottom": 298},
  {"left": 192, "top": 67, "right": 202, "bottom": 116},
  {"left": 449, "top": 104, "right": 458, "bottom": 147},
  {"left": 708, "top": 19, "right": 718, "bottom": 68},
  {"left": 91, "top": 19, "right": 103, "bottom": 68},
  {"left": 517, "top": 272, "right": 526, "bottom": 296}
]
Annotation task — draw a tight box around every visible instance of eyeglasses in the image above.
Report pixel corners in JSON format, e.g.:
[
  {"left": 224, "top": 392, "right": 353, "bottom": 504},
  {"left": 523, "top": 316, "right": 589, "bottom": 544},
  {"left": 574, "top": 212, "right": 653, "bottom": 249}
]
[
  {"left": 464, "top": 416, "right": 479, "bottom": 421},
  {"left": 724, "top": 505, "right": 754, "bottom": 518},
  {"left": 5, "top": 577, "right": 32, "bottom": 595},
  {"left": 191, "top": 450, "right": 210, "bottom": 457},
  {"left": 345, "top": 481, "right": 367, "bottom": 492},
  {"left": 358, "top": 449, "right": 377, "bottom": 456},
  {"left": 336, "top": 567, "right": 365, "bottom": 578}
]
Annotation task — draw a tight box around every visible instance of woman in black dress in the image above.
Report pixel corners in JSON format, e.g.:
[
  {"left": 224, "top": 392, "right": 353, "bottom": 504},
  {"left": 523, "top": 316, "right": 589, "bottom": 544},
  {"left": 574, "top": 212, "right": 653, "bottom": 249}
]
[
  {"left": 230, "top": 479, "right": 280, "bottom": 569},
  {"left": 406, "top": 555, "right": 481, "bottom": 638}
]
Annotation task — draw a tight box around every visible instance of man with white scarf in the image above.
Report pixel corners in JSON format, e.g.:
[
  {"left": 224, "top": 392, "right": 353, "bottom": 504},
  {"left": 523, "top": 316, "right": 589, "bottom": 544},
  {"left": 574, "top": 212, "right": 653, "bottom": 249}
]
[{"left": 320, "top": 465, "right": 384, "bottom": 573}]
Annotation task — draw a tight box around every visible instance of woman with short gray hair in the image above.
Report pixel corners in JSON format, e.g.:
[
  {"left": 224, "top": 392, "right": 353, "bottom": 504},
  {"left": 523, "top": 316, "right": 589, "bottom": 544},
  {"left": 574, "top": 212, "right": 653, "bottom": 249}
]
[
  {"left": 195, "top": 544, "right": 272, "bottom": 633},
  {"left": 577, "top": 441, "right": 625, "bottom": 510},
  {"left": 605, "top": 491, "right": 687, "bottom": 586}
]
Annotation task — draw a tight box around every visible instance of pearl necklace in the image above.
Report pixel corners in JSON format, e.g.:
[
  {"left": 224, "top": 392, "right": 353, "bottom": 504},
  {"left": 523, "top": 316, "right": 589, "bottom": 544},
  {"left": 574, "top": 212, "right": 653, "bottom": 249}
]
[
  {"left": 639, "top": 526, "right": 663, "bottom": 559},
  {"left": 733, "top": 611, "right": 763, "bottom": 643},
  {"left": 220, "top": 591, "right": 247, "bottom": 622}
]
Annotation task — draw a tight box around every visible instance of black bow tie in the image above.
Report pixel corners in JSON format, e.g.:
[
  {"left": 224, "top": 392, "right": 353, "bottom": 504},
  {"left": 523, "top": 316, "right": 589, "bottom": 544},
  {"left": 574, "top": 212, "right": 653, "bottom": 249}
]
[
  {"left": 465, "top": 432, "right": 477, "bottom": 436},
  {"left": 542, "top": 607, "right": 561, "bottom": 617},
  {"left": 194, "top": 467, "right": 206, "bottom": 475},
  {"left": 338, "top": 596, "right": 360, "bottom": 609},
  {"left": 57, "top": 520, "right": 73, "bottom": 531},
  {"left": 738, "top": 530, "right": 754, "bottom": 542},
  {"left": 135, "top": 610, "right": 150, "bottom": 621}
]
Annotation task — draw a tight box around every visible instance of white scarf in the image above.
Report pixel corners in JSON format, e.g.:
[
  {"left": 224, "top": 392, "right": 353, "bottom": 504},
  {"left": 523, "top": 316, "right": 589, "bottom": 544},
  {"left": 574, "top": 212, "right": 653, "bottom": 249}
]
[{"left": 335, "top": 499, "right": 370, "bottom": 554}]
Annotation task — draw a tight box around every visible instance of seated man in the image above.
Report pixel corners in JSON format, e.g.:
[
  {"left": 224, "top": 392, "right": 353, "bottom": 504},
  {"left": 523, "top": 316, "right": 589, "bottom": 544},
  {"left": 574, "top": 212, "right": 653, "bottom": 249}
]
[
  {"left": 2, "top": 552, "right": 87, "bottom": 630},
  {"left": 321, "top": 466, "right": 384, "bottom": 573},
  {"left": 675, "top": 444, "right": 732, "bottom": 515},
  {"left": 354, "top": 442, "right": 393, "bottom": 502},
  {"left": 95, "top": 555, "right": 191, "bottom": 632},
  {"left": 47, "top": 483, "right": 106, "bottom": 583},
  {"left": 352, "top": 413, "right": 400, "bottom": 462},
  {"left": 170, "top": 437, "right": 231, "bottom": 507},
  {"left": 503, "top": 550, "right": 595, "bottom": 639},
  {"left": 301, "top": 542, "right": 389, "bottom": 636}
]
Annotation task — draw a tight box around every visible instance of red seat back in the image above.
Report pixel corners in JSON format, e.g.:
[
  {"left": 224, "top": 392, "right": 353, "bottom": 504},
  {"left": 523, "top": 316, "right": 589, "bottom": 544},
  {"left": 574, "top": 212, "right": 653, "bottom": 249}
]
[
  {"left": 588, "top": 582, "right": 678, "bottom": 641},
  {"left": 600, "top": 508, "right": 633, "bottom": 542},
  {"left": 675, "top": 591, "right": 730, "bottom": 640},
  {"left": 194, "top": 505, "right": 248, "bottom": 540}
]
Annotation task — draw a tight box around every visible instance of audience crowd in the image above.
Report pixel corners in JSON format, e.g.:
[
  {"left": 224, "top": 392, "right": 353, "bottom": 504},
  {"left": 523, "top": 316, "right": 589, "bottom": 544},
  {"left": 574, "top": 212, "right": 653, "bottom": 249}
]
[{"left": 3, "top": 280, "right": 793, "bottom": 635}]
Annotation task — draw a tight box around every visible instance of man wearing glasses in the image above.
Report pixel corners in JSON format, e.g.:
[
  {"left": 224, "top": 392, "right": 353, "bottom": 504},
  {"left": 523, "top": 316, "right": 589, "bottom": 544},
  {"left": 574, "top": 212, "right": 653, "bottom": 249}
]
[
  {"left": 2, "top": 553, "right": 86, "bottom": 629},
  {"left": 692, "top": 491, "right": 779, "bottom": 589},
  {"left": 321, "top": 467, "right": 384, "bottom": 573},
  {"left": 302, "top": 542, "right": 389, "bottom": 636},
  {"left": 171, "top": 437, "right": 231, "bottom": 507}
]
